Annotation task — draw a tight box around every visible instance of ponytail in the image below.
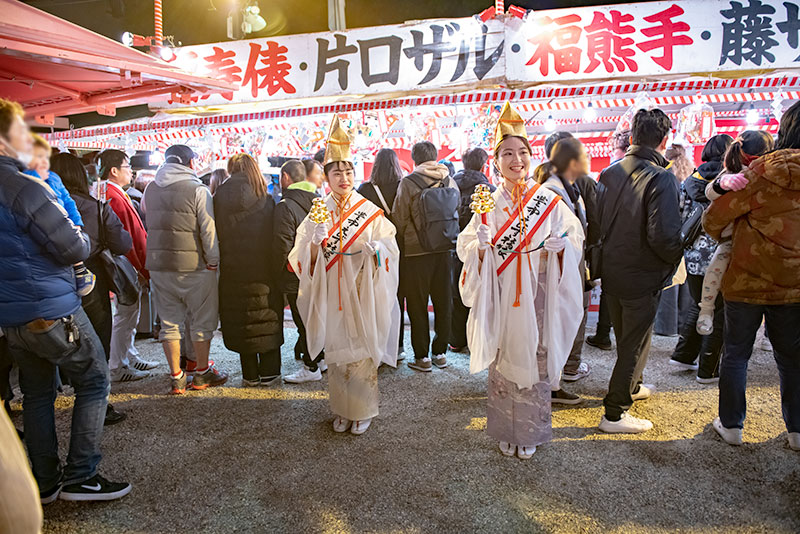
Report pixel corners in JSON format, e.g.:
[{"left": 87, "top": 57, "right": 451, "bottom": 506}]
[
  {"left": 723, "top": 130, "right": 775, "bottom": 173},
  {"left": 534, "top": 161, "right": 554, "bottom": 184}
]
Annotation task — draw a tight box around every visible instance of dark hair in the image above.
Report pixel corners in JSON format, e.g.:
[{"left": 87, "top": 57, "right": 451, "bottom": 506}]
[
  {"left": 97, "top": 149, "right": 128, "bottom": 180},
  {"left": 611, "top": 129, "right": 632, "bottom": 153},
  {"left": 723, "top": 130, "right": 775, "bottom": 173},
  {"left": 700, "top": 134, "right": 734, "bottom": 162},
  {"left": 302, "top": 158, "right": 323, "bottom": 176},
  {"left": 462, "top": 148, "right": 489, "bottom": 171},
  {"left": 50, "top": 152, "right": 90, "bottom": 196},
  {"left": 775, "top": 100, "right": 800, "bottom": 150},
  {"left": 631, "top": 109, "right": 672, "bottom": 148},
  {"left": 0, "top": 98, "right": 24, "bottom": 139},
  {"left": 545, "top": 131, "right": 574, "bottom": 160},
  {"left": 411, "top": 141, "right": 437, "bottom": 166},
  {"left": 324, "top": 160, "right": 355, "bottom": 176},
  {"left": 227, "top": 153, "right": 267, "bottom": 197},
  {"left": 313, "top": 148, "right": 326, "bottom": 163},
  {"left": 280, "top": 159, "right": 306, "bottom": 184},
  {"left": 369, "top": 148, "right": 403, "bottom": 188},
  {"left": 440, "top": 159, "right": 455, "bottom": 177},
  {"left": 209, "top": 169, "right": 228, "bottom": 195},
  {"left": 535, "top": 138, "right": 584, "bottom": 183},
  {"left": 493, "top": 135, "right": 533, "bottom": 177}
]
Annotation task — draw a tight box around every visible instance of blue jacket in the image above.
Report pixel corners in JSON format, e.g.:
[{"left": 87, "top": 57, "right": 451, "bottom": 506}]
[
  {"left": 0, "top": 156, "right": 90, "bottom": 327},
  {"left": 23, "top": 169, "right": 83, "bottom": 227}
]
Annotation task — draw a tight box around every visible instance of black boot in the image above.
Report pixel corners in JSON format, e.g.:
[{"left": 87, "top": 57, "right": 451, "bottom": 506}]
[{"left": 104, "top": 404, "right": 127, "bottom": 426}]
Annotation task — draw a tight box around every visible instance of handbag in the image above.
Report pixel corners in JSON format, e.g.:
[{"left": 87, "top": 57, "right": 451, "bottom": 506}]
[
  {"left": 680, "top": 199, "right": 704, "bottom": 249},
  {"left": 96, "top": 201, "right": 140, "bottom": 306}
]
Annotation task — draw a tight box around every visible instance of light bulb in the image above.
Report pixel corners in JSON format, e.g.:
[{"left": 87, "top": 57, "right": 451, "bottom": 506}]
[
  {"left": 121, "top": 32, "right": 134, "bottom": 47},
  {"left": 544, "top": 115, "right": 556, "bottom": 132},
  {"left": 583, "top": 103, "right": 597, "bottom": 123},
  {"left": 746, "top": 105, "right": 759, "bottom": 126}
]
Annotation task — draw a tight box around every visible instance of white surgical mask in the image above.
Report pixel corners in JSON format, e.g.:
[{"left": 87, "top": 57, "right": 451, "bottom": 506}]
[{"left": 16, "top": 151, "right": 33, "bottom": 167}]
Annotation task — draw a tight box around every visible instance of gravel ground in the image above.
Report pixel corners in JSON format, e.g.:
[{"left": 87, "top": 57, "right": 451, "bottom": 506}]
[{"left": 10, "top": 324, "right": 798, "bottom": 534}]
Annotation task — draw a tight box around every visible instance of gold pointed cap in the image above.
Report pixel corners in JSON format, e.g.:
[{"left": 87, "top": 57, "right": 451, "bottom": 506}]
[
  {"left": 324, "top": 115, "right": 352, "bottom": 164},
  {"left": 493, "top": 101, "right": 527, "bottom": 150}
]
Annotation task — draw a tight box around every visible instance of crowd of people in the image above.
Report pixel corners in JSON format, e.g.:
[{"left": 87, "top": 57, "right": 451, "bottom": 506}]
[{"left": 0, "top": 95, "right": 798, "bottom": 525}]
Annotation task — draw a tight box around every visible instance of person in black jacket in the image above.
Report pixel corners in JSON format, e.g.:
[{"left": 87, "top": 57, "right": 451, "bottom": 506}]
[
  {"left": 357, "top": 148, "right": 406, "bottom": 357},
  {"left": 596, "top": 108, "right": 683, "bottom": 434},
  {"left": 51, "top": 153, "right": 133, "bottom": 426},
  {"left": 669, "top": 134, "right": 734, "bottom": 381},
  {"left": 215, "top": 154, "right": 284, "bottom": 386},
  {"left": 274, "top": 160, "right": 326, "bottom": 384},
  {"left": 450, "top": 147, "right": 494, "bottom": 352}
]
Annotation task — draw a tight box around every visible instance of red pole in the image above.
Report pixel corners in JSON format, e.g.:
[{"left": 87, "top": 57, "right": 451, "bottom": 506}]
[
  {"left": 154, "top": 0, "right": 163, "bottom": 46},
  {"left": 495, "top": 0, "right": 504, "bottom": 15}
]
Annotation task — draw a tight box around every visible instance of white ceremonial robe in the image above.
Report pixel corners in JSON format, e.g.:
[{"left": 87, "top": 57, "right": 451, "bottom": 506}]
[
  {"left": 457, "top": 179, "right": 585, "bottom": 446},
  {"left": 289, "top": 191, "right": 400, "bottom": 420}
]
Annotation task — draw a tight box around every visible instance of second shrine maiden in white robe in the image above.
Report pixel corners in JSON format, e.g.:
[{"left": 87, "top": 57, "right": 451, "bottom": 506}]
[
  {"left": 457, "top": 178, "right": 584, "bottom": 449},
  {"left": 289, "top": 191, "right": 400, "bottom": 423}
]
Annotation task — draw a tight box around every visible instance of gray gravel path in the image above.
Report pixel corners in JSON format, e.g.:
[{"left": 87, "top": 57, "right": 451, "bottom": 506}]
[{"left": 14, "top": 325, "right": 798, "bottom": 534}]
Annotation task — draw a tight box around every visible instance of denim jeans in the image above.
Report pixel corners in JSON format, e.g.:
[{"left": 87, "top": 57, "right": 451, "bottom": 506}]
[
  {"left": 719, "top": 301, "right": 800, "bottom": 433},
  {"left": 5, "top": 308, "right": 110, "bottom": 491}
]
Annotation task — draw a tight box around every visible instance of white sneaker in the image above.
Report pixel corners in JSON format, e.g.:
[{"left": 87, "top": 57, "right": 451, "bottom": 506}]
[
  {"left": 317, "top": 359, "right": 328, "bottom": 373},
  {"left": 669, "top": 359, "right": 699, "bottom": 371},
  {"left": 517, "top": 445, "right": 536, "bottom": 459},
  {"left": 696, "top": 376, "right": 719, "bottom": 385},
  {"left": 631, "top": 384, "right": 655, "bottom": 401},
  {"left": 397, "top": 350, "right": 406, "bottom": 362},
  {"left": 350, "top": 418, "right": 372, "bottom": 435},
  {"left": 696, "top": 315, "right": 714, "bottom": 335},
  {"left": 562, "top": 362, "right": 591, "bottom": 382},
  {"left": 788, "top": 432, "right": 800, "bottom": 451},
  {"left": 599, "top": 413, "right": 653, "bottom": 433},
  {"left": 332, "top": 416, "right": 351, "bottom": 433},
  {"left": 241, "top": 378, "right": 260, "bottom": 387},
  {"left": 760, "top": 337, "right": 773, "bottom": 352},
  {"left": 111, "top": 366, "right": 149, "bottom": 383},
  {"left": 712, "top": 417, "right": 743, "bottom": 446},
  {"left": 283, "top": 367, "right": 322, "bottom": 384},
  {"left": 498, "top": 442, "right": 516, "bottom": 457},
  {"left": 130, "top": 356, "right": 159, "bottom": 371}
]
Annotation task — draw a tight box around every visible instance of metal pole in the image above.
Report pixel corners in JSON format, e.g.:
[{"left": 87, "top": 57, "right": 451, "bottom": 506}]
[
  {"left": 154, "top": 0, "right": 164, "bottom": 46},
  {"left": 328, "top": 0, "right": 346, "bottom": 31}
]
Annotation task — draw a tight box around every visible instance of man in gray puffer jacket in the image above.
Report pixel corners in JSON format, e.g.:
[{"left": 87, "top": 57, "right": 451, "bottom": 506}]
[{"left": 143, "top": 145, "right": 227, "bottom": 394}]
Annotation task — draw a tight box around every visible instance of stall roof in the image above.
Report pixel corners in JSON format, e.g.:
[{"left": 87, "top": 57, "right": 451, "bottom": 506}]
[{"left": 0, "top": 0, "right": 236, "bottom": 121}]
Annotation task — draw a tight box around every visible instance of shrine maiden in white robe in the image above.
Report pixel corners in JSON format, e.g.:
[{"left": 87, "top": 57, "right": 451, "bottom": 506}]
[
  {"left": 289, "top": 191, "right": 400, "bottom": 421},
  {"left": 457, "top": 179, "right": 584, "bottom": 447}
]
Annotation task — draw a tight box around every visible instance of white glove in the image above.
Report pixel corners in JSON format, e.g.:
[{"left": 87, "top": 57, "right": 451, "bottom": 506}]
[
  {"left": 363, "top": 240, "right": 378, "bottom": 256},
  {"left": 543, "top": 236, "right": 567, "bottom": 253},
  {"left": 476, "top": 224, "right": 492, "bottom": 250},
  {"left": 312, "top": 222, "right": 330, "bottom": 246}
]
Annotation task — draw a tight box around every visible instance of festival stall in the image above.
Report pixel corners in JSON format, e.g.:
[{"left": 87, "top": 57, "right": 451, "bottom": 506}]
[{"left": 43, "top": 0, "right": 800, "bottom": 178}]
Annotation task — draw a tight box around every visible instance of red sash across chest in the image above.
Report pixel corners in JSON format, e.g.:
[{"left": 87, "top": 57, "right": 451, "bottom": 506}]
[
  {"left": 324, "top": 198, "right": 383, "bottom": 272},
  {"left": 491, "top": 184, "right": 561, "bottom": 277}
]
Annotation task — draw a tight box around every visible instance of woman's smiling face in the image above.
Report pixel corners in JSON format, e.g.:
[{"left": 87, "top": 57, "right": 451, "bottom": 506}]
[{"left": 497, "top": 136, "right": 531, "bottom": 183}]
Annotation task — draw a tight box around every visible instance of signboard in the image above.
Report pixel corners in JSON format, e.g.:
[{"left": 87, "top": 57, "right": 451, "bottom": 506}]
[{"left": 163, "top": 0, "right": 800, "bottom": 109}]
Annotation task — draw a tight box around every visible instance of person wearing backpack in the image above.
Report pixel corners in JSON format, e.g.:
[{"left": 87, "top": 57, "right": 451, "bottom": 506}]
[
  {"left": 668, "top": 134, "right": 734, "bottom": 383},
  {"left": 392, "top": 141, "right": 460, "bottom": 372}
]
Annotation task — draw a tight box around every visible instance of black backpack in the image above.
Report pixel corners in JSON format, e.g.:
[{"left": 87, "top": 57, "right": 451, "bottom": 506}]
[{"left": 407, "top": 173, "right": 460, "bottom": 253}]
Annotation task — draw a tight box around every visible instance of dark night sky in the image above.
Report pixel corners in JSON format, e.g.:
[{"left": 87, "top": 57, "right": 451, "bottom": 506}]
[{"left": 24, "top": 0, "right": 663, "bottom": 46}]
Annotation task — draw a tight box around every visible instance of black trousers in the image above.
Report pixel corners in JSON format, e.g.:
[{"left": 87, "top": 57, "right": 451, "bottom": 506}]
[
  {"left": 401, "top": 252, "right": 452, "bottom": 360},
  {"left": 595, "top": 290, "right": 613, "bottom": 339},
  {"left": 0, "top": 336, "right": 12, "bottom": 404},
  {"left": 239, "top": 350, "right": 281, "bottom": 381},
  {"left": 450, "top": 257, "right": 469, "bottom": 349},
  {"left": 286, "top": 292, "right": 324, "bottom": 371},
  {"left": 603, "top": 290, "right": 661, "bottom": 420},
  {"left": 671, "top": 274, "right": 724, "bottom": 377},
  {"left": 81, "top": 270, "right": 112, "bottom": 361}
]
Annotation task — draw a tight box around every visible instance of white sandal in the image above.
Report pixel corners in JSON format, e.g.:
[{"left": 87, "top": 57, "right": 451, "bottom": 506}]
[
  {"left": 517, "top": 446, "right": 536, "bottom": 459},
  {"left": 499, "top": 441, "right": 516, "bottom": 456},
  {"left": 332, "top": 416, "right": 351, "bottom": 433},
  {"left": 350, "top": 418, "right": 372, "bottom": 435}
]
